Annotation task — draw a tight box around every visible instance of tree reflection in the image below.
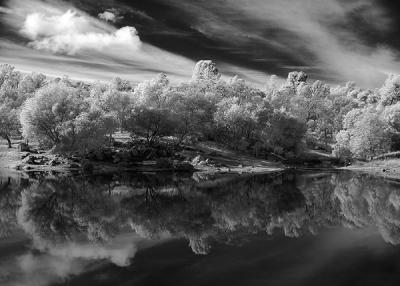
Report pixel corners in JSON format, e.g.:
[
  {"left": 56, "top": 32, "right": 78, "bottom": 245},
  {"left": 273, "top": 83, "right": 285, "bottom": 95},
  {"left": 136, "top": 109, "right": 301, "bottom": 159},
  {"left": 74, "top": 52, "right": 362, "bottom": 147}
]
[
  {"left": 1, "top": 171, "right": 400, "bottom": 256},
  {"left": 331, "top": 172, "right": 400, "bottom": 245},
  {"left": 0, "top": 173, "right": 28, "bottom": 238}
]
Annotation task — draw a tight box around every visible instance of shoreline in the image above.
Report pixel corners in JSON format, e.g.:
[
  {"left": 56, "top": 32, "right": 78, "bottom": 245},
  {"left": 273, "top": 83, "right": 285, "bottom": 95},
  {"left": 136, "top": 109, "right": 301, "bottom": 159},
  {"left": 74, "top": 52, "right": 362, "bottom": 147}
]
[
  {"left": 341, "top": 165, "right": 400, "bottom": 182},
  {"left": 2, "top": 147, "right": 399, "bottom": 183},
  {"left": 0, "top": 142, "right": 286, "bottom": 177}
]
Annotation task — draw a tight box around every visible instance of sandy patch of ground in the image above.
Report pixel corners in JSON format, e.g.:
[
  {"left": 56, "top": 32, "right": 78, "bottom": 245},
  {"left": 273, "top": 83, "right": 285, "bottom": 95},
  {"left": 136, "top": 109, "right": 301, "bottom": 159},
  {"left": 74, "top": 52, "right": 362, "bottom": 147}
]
[{"left": 0, "top": 140, "right": 21, "bottom": 169}]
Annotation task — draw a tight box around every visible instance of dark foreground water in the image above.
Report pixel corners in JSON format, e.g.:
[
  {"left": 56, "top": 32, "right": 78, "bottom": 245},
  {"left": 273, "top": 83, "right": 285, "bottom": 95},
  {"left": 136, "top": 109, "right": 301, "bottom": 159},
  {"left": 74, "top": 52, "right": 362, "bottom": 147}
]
[{"left": 1, "top": 170, "right": 400, "bottom": 286}]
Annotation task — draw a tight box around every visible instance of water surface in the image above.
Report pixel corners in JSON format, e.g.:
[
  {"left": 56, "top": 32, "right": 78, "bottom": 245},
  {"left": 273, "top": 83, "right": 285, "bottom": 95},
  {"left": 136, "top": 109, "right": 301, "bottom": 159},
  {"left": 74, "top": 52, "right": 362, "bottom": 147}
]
[{"left": 1, "top": 170, "right": 400, "bottom": 286}]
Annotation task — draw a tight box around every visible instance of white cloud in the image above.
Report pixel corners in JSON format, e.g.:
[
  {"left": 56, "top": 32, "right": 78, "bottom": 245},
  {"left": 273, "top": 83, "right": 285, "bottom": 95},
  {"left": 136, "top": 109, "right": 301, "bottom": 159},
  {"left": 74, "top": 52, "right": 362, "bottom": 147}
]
[
  {"left": 29, "top": 25, "right": 141, "bottom": 55},
  {"left": 21, "top": 9, "right": 140, "bottom": 55},
  {"left": 0, "top": 0, "right": 196, "bottom": 83},
  {"left": 22, "top": 9, "right": 90, "bottom": 39},
  {"left": 98, "top": 10, "right": 122, "bottom": 23}
]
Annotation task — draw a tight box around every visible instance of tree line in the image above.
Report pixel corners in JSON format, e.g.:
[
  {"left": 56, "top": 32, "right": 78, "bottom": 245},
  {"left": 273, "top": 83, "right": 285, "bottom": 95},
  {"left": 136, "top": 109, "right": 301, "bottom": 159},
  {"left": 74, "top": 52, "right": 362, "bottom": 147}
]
[{"left": 1, "top": 60, "right": 400, "bottom": 161}]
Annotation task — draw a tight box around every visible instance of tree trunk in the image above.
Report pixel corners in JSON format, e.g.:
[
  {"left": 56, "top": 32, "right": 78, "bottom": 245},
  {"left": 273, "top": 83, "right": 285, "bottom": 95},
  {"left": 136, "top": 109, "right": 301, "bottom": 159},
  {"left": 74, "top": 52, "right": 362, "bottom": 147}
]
[{"left": 5, "top": 135, "right": 11, "bottom": 148}]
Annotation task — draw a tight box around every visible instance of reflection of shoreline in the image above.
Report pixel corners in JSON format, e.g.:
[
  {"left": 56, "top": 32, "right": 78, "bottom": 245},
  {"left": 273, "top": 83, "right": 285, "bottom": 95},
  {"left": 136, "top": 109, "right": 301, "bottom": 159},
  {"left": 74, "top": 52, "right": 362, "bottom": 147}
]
[
  {"left": 1, "top": 171, "right": 400, "bottom": 272},
  {"left": 10, "top": 173, "right": 396, "bottom": 244}
]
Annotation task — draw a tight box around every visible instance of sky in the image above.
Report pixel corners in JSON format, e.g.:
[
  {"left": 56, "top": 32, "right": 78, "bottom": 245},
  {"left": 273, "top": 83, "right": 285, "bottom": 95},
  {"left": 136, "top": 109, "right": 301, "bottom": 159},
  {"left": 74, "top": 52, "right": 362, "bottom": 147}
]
[{"left": 0, "top": 0, "right": 400, "bottom": 87}]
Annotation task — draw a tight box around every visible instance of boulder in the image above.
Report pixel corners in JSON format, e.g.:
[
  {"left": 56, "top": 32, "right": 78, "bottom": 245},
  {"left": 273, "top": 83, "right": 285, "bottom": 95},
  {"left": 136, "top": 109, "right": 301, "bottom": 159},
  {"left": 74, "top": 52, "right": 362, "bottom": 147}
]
[
  {"left": 48, "top": 158, "right": 61, "bottom": 166},
  {"left": 103, "top": 149, "right": 114, "bottom": 161},
  {"left": 174, "top": 162, "right": 195, "bottom": 172},
  {"left": 18, "top": 143, "right": 30, "bottom": 152},
  {"left": 20, "top": 152, "right": 30, "bottom": 160},
  {"left": 191, "top": 155, "right": 203, "bottom": 165},
  {"left": 22, "top": 155, "right": 36, "bottom": 165},
  {"left": 119, "top": 151, "right": 132, "bottom": 161},
  {"left": 95, "top": 150, "right": 105, "bottom": 161},
  {"left": 130, "top": 148, "right": 139, "bottom": 158},
  {"left": 69, "top": 163, "right": 81, "bottom": 169},
  {"left": 22, "top": 165, "right": 33, "bottom": 171},
  {"left": 156, "top": 158, "right": 173, "bottom": 169},
  {"left": 82, "top": 162, "right": 94, "bottom": 173}
]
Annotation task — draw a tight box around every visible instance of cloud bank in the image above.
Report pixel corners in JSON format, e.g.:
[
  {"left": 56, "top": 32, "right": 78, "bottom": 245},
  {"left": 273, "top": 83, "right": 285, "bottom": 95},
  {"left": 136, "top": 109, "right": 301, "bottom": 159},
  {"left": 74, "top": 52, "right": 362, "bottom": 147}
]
[
  {"left": 21, "top": 10, "right": 140, "bottom": 54},
  {"left": 0, "top": 0, "right": 196, "bottom": 83}
]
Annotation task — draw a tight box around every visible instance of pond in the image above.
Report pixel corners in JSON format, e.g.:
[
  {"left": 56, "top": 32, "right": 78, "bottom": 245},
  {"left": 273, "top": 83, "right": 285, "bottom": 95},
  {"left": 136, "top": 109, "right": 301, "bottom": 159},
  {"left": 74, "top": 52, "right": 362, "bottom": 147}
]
[{"left": 1, "top": 170, "right": 400, "bottom": 286}]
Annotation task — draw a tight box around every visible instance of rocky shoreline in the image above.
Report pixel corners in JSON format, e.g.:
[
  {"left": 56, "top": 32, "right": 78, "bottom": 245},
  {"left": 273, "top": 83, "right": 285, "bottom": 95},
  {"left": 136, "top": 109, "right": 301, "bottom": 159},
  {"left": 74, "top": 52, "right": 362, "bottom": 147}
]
[{"left": 4, "top": 143, "right": 284, "bottom": 176}]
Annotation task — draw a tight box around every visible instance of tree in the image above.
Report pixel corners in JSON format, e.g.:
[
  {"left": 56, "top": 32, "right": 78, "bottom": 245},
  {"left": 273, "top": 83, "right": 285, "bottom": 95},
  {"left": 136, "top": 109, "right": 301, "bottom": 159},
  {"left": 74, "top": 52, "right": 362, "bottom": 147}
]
[
  {"left": 74, "top": 108, "right": 118, "bottom": 153},
  {"left": 286, "top": 71, "right": 308, "bottom": 90},
  {"left": 89, "top": 84, "right": 133, "bottom": 130},
  {"left": 0, "top": 65, "right": 28, "bottom": 147},
  {"left": 379, "top": 74, "right": 400, "bottom": 106},
  {"left": 18, "top": 73, "right": 46, "bottom": 97},
  {"left": 0, "top": 105, "right": 19, "bottom": 148},
  {"left": 382, "top": 103, "right": 400, "bottom": 132},
  {"left": 334, "top": 108, "right": 391, "bottom": 159},
  {"left": 191, "top": 60, "right": 221, "bottom": 82},
  {"left": 214, "top": 96, "right": 272, "bottom": 150},
  {"left": 0, "top": 64, "right": 22, "bottom": 108},
  {"left": 349, "top": 112, "right": 391, "bottom": 159},
  {"left": 111, "top": 76, "right": 134, "bottom": 92},
  {"left": 264, "top": 112, "right": 307, "bottom": 157},
  {"left": 127, "top": 74, "right": 177, "bottom": 144},
  {"left": 20, "top": 82, "right": 86, "bottom": 149},
  {"left": 168, "top": 89, "right": 214, "bottom": 144},
  {"left": 332, "top": 130, "right": 352, "bottom": 161}
]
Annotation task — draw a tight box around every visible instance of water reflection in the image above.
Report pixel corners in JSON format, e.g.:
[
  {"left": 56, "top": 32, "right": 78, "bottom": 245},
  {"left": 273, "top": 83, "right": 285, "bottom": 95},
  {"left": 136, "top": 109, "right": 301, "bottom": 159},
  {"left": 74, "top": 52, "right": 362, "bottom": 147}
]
[{"left": 1, "top": 170, "right": 400, "bottom": 285}]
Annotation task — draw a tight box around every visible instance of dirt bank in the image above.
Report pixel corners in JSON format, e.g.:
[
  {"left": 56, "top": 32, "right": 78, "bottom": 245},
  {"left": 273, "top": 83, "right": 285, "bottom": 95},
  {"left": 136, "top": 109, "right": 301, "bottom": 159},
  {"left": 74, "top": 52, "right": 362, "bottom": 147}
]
[
  {"left": 342, "top": 159, "right": 400, "bottom": 181},
  {"left": 0, "top": 140, "right": 284, "bottom": 176}
]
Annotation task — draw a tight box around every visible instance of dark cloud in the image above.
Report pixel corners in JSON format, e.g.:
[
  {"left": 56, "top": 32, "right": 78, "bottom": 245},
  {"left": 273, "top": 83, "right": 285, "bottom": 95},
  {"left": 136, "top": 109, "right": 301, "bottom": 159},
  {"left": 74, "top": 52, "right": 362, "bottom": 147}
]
[
  {"left": 1, "top": 0, "right": 400, "bottom": 86},
  {"left": 59, "top": 0, "right": 400, "bottom": 85}
]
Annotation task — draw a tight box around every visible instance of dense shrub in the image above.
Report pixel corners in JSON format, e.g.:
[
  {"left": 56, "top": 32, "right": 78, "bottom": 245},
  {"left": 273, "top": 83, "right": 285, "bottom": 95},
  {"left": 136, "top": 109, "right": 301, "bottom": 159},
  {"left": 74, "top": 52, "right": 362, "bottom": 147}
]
[
  {"left": 2, "top": 61, "right": 398, "bottom": 161},
  {"left": 20, "top": 82, "right": 117, "bottom": 152}
]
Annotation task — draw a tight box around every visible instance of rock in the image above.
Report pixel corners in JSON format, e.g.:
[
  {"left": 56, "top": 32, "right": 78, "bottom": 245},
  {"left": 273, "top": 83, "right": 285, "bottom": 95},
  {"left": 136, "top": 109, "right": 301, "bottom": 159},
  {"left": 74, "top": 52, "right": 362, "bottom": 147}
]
[
  {"left": 82, "top": 162, "right": 94, "bottom": 173},
  {"left": 192, "top": 155, "right": 203, "bottom": 165},
  {"left": 130, "top": 148, "right": 139, "bottom": 159},
  {"left": 69, "top": 163, "right": 81, "bottom": 169},
  {"left": 174, "top": 162, "right": 195, "bottom": 172},
  {"left": 119, "top": 151, "right": 132, "bottom": 162},
  {"left": 113, "top": 157, "right": 121, "bottom": 164},
  {"left": 87, "top": 152, "right": 96, "bottom": 161},
  {"left": 95, "top": 150, "right": 105, "bottom": 161},
  {"left": 119, "top": 162, "right": 132, "bottom": 168},
  {"left": 103, "top": 149, "right": 114, "bottom": 161},
  {"left": 22, "top": 155, "right": 36, "bottom": 165},
  {"left": 112, "top": 151, "right": 131, "bottom": 163},
  {"left": 20, "top": 152, "right": 30, "bottom": 160},
  {"left": 18, "top": 143, "right": 30, "bottom": 152},
  {"left": 48, "top": 158, "right": 61, "bottom": 166},
  {"left": 22, "top": 165, "right": 33, "bottom": 171},
  {"left": 156, "top": 158, "right": 173, "bottom": 169},
  {"left": 69, "top": 155, "right": 80, "bottom": 163}
]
